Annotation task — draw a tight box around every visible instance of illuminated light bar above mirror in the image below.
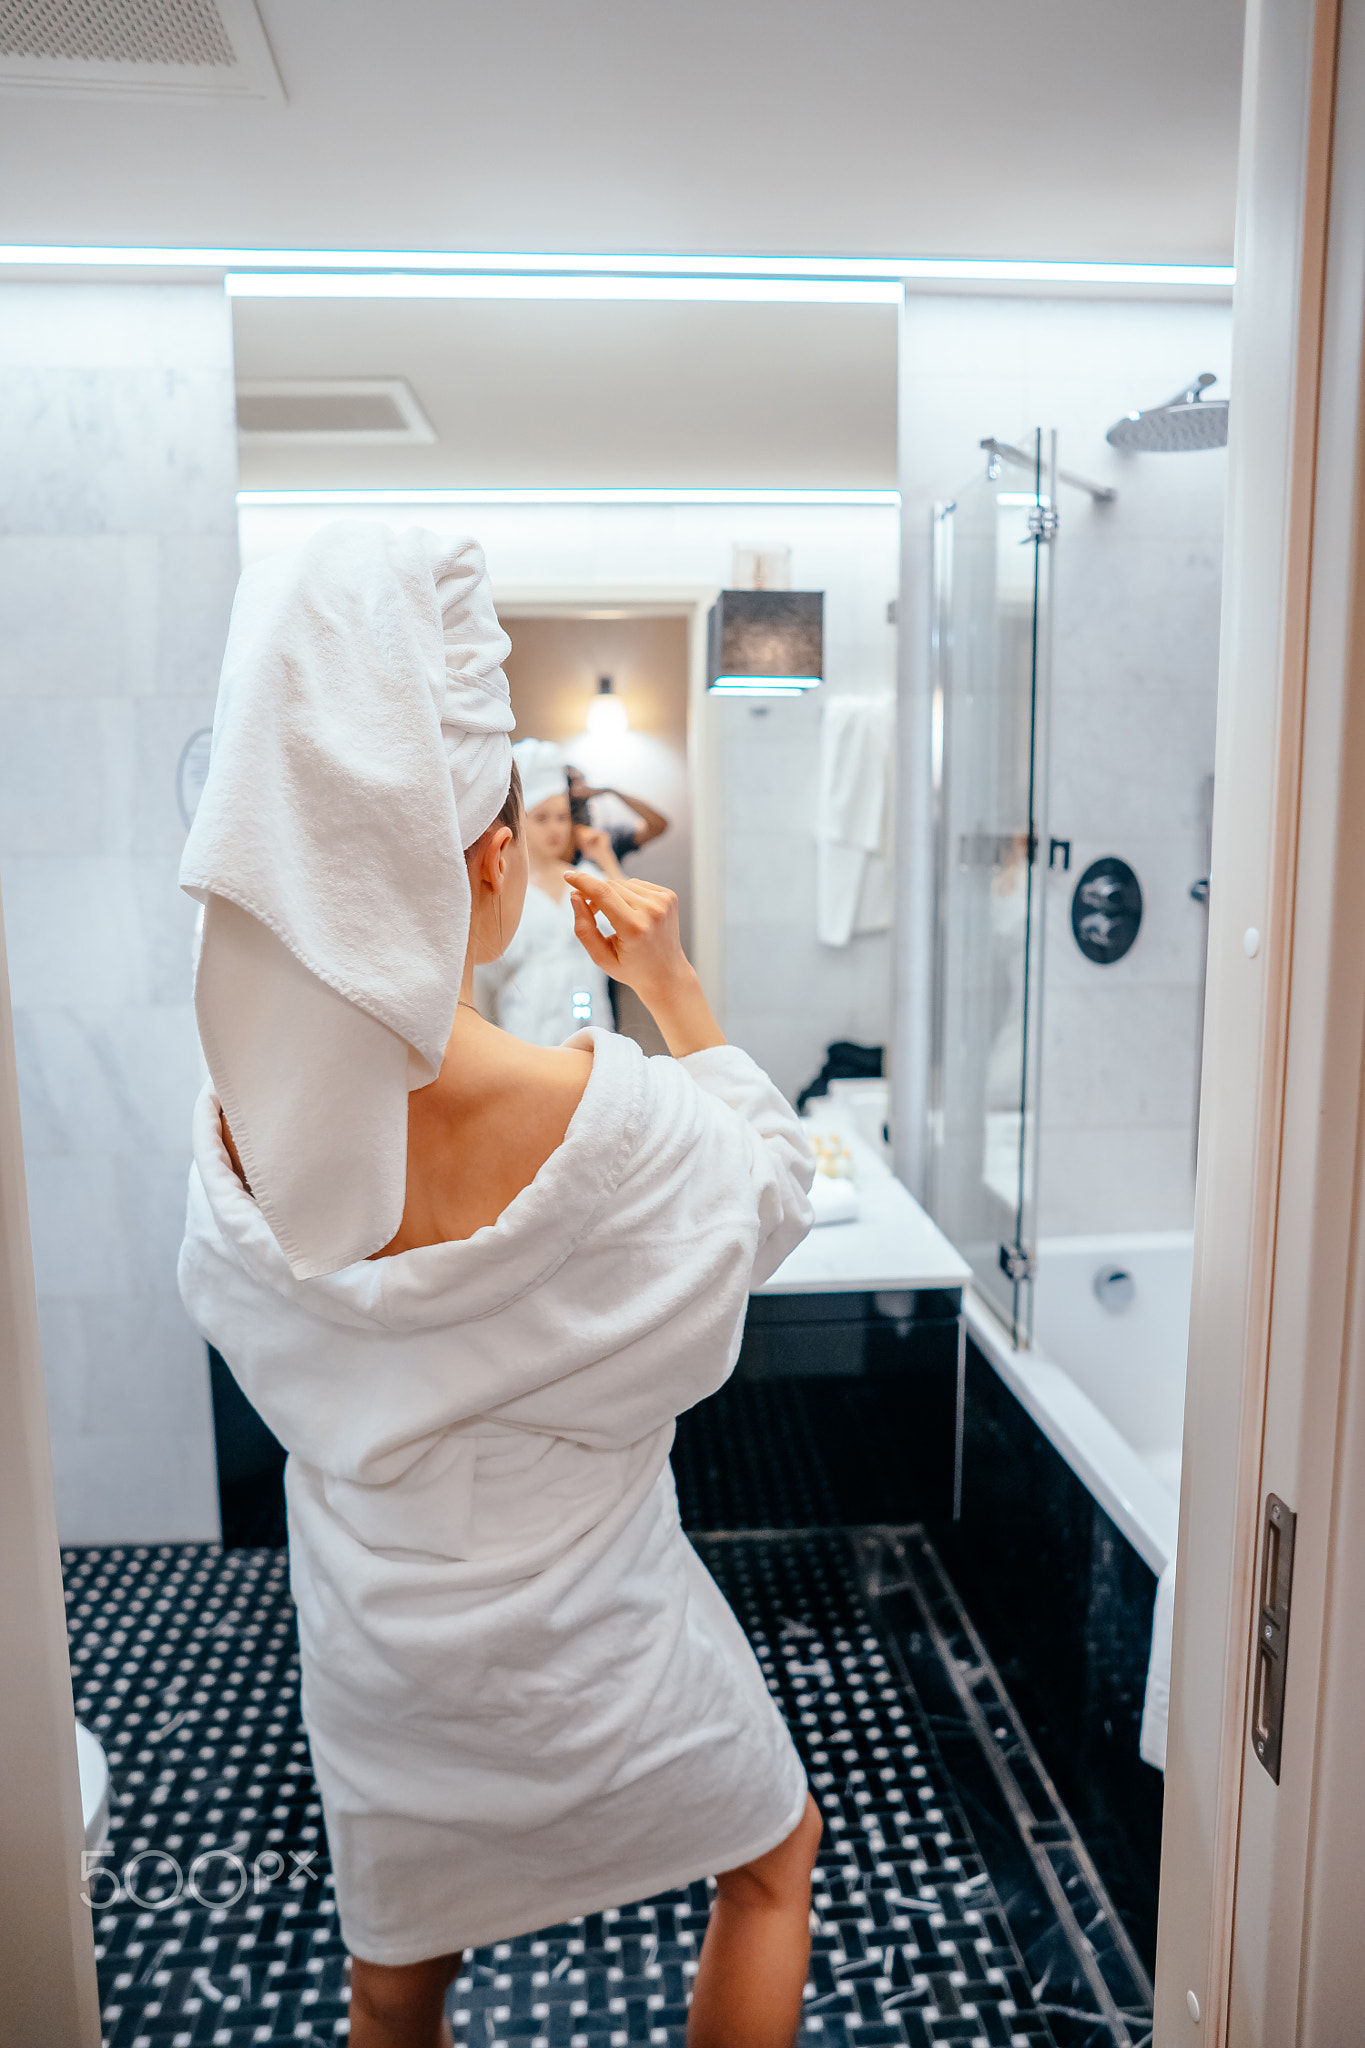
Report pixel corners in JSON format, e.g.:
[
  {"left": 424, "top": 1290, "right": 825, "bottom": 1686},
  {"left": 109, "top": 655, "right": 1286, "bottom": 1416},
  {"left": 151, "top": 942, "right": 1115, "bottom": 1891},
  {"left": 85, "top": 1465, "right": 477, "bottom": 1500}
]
[
  {"left": 223, "top": 273, "right": 901, "bottom": 304},
  {"left": 234, "top": 487, "right": 900, "bottom": 506},
  {"left": 0, "top": 245, "right": 1236, "bottom": 290}
]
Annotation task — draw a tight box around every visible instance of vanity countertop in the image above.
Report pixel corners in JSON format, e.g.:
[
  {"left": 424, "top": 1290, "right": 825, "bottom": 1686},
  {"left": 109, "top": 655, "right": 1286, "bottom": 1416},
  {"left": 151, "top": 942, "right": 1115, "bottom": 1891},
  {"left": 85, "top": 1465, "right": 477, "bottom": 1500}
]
[{"left": 755, "top": 1171, "right": 971, "bottom": 1297}]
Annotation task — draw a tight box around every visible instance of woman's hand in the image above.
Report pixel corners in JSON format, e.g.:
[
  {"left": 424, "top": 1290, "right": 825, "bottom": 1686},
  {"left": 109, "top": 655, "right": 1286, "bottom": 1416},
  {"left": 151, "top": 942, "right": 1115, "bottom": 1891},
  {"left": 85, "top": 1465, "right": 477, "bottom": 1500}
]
[
  {"left": 563, "top": 869, "right": 725, "bottom": 1056},
  {"left": 573, "top": 824, "right": 623, "bottom": 876}
]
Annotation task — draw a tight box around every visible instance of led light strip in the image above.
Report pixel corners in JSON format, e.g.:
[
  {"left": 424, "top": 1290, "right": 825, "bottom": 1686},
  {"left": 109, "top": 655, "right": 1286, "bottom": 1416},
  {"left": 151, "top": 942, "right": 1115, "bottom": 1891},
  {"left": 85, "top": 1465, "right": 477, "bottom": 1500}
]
[
  {"left": 0, "top": 244, "right": 1235, "bottom": 289},
  {"left": 224, "top": 272, "right": 902, "bottom": 304},
  {"left": 235, "top": 486, "right": 902, "bottom": 507}
]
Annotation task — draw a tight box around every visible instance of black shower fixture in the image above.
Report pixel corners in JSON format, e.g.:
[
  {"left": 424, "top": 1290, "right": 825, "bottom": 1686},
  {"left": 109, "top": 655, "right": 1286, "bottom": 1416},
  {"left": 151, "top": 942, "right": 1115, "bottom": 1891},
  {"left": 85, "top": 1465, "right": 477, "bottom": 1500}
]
[{"left": 1071, "top": 857, "right": 1143, "bottom": 964}]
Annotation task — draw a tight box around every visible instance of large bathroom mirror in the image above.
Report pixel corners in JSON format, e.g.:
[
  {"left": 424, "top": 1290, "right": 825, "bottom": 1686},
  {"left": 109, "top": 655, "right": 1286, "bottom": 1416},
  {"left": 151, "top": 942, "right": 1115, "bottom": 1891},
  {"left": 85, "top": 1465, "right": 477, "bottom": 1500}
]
[{"left": 234, "top": 287, "right": 903, "bottom": 1115}]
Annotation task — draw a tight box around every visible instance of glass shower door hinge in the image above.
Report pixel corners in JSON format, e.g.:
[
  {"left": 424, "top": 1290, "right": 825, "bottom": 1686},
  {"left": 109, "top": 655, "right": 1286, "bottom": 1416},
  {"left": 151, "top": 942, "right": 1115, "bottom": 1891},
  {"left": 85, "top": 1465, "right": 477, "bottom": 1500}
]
[
  {"left": 998, "top": 1242, "right": 1035, "bottom": 1283},
  {"left": 1026, "top": 504, "right": 1059, "bottom": 541}
]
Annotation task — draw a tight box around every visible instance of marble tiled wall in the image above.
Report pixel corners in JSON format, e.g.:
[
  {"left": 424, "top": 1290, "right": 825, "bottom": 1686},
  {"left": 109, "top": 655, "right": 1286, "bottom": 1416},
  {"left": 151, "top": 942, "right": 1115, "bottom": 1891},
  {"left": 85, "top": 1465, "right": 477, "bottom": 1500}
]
[
  {"left": 897, "top": 295, "right": 1231, "bottom": 1232},
  {"left": 1041, "top": 463, "right": 1223, "bottom": 1233},
  {"left": 717, "top": 681, "right": 896, "bottom": 1104},
  {"left": 241, "top": 501, "right": 902, "bottom": 1104},
  {"left": 0, "top": 284, "right": 239, "bottom": 1542}
]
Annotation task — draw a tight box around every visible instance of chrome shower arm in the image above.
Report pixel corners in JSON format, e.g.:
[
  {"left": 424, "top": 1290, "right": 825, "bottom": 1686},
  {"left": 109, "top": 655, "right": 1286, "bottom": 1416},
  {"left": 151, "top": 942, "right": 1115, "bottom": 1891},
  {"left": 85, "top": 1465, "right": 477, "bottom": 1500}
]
[{"left": 980, "top": 437, "right": 1117, "bottom": 504}]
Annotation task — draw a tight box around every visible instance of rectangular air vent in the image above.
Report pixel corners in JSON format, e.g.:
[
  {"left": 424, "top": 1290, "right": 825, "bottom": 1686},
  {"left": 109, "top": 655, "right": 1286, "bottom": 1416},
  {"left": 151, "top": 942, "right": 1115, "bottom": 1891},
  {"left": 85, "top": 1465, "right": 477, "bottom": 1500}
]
[
  {"left": 0, "top": 0, "right": 282, "bottom": 98},
  {"left": 235, "top": 379, "right": 437, "bottom": 446}
]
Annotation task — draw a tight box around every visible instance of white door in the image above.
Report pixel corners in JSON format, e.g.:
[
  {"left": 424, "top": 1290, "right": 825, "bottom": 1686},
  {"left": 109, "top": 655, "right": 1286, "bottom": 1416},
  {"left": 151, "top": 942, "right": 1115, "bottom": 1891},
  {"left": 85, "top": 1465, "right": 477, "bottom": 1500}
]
[{"left": 1156, "top": 0, "right": 1365, "bottom": 2035}]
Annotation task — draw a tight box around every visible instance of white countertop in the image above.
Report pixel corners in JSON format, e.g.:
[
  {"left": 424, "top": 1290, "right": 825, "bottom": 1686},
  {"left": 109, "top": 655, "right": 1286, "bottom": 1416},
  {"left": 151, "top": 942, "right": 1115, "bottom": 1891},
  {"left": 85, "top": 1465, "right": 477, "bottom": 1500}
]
[{"left": 755, "top": 1172, "right": 971, "bottom": 1297}]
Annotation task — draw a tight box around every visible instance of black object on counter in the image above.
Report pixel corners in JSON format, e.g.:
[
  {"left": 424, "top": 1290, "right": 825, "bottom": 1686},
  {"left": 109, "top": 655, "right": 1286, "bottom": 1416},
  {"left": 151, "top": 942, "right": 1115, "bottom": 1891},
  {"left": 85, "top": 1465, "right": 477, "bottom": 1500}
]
[{"left": 796, "top": 1039, "right": 883, "bottom": 1113}]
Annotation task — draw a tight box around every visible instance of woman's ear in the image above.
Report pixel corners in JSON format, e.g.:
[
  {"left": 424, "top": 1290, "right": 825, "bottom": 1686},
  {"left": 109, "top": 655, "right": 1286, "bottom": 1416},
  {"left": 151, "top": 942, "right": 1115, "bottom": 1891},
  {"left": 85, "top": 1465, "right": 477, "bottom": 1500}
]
[{"left": 477, "top": 823, "right": 514, "bottom": 897}]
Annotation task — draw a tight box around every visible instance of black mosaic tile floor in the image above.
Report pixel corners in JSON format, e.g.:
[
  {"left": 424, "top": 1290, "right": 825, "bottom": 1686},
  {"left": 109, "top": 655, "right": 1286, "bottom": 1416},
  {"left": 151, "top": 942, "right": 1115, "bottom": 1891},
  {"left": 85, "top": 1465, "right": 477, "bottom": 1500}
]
[{"left": 66, "top": 1529, "right": 1150, "bottom": 2048}]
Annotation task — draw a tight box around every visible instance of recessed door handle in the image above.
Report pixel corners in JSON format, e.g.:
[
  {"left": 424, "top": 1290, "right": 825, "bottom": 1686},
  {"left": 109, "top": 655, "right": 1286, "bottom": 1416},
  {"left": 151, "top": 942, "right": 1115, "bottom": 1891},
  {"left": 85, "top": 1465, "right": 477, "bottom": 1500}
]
[{"left": 1251, "top": 1493, "right": 1296, "bottom": 1783}]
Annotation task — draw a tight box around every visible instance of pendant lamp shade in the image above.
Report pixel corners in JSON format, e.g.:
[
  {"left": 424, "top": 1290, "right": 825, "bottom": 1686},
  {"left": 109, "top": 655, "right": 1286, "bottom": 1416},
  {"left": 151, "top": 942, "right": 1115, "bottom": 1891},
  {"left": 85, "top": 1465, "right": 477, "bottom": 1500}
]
[{"left": 706, "top": 590, "right": 824, "bottom": 695}]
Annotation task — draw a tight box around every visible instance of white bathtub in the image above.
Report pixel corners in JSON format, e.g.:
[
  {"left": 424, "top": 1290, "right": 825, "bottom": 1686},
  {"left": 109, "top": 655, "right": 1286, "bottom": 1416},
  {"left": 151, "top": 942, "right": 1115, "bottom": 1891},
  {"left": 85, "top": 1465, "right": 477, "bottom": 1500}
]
[{"left": 965, "top": 1231, "right": 1192, "bottom": 1576}]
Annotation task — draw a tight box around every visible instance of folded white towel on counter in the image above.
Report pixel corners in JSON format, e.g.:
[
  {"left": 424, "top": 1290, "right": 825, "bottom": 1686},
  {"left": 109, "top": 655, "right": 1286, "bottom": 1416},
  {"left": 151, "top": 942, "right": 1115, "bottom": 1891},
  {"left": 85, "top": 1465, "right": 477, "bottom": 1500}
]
[
  {"left": 1139, "top": 1555, "right": 1177, "bottom": 1771},
  {"left": 180, "top": 521, "right": 513, "bottom": 1280},
  {"left": 808, "top": 1174, "right": 860, "bottom": 1226},
  {"left": 816, "top": 693, "right": 895, "bottom": 946}
]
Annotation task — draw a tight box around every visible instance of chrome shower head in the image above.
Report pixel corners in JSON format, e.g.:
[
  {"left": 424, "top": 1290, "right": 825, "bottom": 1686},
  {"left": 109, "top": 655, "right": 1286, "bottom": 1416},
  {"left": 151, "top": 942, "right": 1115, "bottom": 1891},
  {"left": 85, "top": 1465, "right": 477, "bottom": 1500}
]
[{"left": 1106, "top": 372, "right": 1229, "bottom": 453}]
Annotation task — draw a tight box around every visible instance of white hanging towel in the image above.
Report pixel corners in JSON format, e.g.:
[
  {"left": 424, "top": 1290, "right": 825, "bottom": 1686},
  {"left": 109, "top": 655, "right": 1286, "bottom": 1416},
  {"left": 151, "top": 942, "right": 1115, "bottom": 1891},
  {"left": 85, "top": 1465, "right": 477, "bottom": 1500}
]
[
  {"left": 816, "top": 693, "right": 895, "bottom": 946},
  {"left": 1139, "top": 1555, "right": 1177, "bottom": 1771}
]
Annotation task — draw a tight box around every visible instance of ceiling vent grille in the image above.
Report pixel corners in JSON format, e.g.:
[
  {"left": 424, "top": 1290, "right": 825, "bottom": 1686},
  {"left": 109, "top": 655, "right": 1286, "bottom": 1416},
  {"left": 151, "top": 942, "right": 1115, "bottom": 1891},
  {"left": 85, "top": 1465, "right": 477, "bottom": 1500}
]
[
  {"left": 0, "top": 0, "right": 280, "bottom": 96},
  {"left": 0, "top": 0, "right": 234, "bottom": 66},
  {"left": 236, "top": 380, "right": 438, "bottom": 447}
]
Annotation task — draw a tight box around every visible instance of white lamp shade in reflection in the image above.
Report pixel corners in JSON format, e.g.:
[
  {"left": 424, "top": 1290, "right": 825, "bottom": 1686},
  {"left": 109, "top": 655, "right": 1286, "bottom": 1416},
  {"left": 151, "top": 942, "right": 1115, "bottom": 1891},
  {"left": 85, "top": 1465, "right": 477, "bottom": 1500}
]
[{"left": 586, "top": 692, "right": 629, "bottom": 737}]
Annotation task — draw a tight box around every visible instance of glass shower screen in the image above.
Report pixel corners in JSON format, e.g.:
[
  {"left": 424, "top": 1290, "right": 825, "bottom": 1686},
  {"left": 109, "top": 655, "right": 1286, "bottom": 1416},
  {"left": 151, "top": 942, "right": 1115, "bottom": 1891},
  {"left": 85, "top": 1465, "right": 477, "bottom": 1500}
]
[{"left": 928, "top": 431, "right": 1055, "bottom": 1342}]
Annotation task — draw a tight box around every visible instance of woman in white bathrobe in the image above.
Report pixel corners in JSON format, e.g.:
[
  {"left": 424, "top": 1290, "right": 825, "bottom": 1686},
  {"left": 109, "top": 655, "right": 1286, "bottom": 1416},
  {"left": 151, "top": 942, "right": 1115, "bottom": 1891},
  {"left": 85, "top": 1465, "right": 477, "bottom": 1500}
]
[
  {"left": 474, "top": 737, "right": 615, "bottom": 1044},
  {"left": 178, "top": 525, "right": 820, "bottom": 2048}
]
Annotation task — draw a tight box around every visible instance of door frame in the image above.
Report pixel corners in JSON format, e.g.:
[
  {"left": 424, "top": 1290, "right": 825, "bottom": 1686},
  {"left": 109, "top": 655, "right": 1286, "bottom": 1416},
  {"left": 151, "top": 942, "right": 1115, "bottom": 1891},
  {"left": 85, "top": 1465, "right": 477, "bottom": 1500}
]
[
  {"left": 1155, "top": 0, "right": 1365, "bottom": 2033},
  {"left": 0, "top": 878, "right": 103, "bottom": 2044}
]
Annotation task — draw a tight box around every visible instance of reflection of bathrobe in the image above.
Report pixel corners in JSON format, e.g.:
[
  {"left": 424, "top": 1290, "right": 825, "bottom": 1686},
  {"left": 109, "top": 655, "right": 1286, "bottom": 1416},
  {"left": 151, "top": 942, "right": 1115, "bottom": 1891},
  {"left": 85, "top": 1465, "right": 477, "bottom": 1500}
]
[
  {"left": 178, "top": 1029, "right": 814, "bottom": 1965},
  {"left": 475, "top": 871, "right": 614, "bottom": 1044}
]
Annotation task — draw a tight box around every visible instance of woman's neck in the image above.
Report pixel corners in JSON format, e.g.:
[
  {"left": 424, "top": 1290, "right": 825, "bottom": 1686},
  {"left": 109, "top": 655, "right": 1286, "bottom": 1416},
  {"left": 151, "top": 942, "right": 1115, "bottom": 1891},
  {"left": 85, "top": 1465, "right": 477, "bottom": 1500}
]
[{"left": 529, "top": 852, "right": 569, "bottom": 899}]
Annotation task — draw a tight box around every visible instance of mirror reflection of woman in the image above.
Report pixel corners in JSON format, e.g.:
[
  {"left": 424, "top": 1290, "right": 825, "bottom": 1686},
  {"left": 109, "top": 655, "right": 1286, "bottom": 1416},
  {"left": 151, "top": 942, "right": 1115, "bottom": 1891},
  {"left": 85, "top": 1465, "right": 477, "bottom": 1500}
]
[
  {"left": 566, "top": 762, "right": 670, "bottom": 865},
  {"left": 178, "top": 527, "right": 820, "bottom": 2048},
  {"left": 474, "top": 738, "right": 618, "bottom": 1045}
]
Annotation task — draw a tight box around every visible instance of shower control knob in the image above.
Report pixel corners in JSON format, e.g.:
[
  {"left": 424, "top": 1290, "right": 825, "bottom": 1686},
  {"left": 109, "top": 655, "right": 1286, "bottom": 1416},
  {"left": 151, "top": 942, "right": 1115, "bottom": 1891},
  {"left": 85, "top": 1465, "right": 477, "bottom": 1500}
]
[{"left": 1071, "top": 857, "right": 1143, "bottom": 965}]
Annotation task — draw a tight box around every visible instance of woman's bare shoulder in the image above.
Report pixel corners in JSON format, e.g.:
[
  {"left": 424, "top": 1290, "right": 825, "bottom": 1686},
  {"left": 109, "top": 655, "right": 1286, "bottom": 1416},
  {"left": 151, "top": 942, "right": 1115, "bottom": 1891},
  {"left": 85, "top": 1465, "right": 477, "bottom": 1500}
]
[
  {"left": 377, "top": 1039, "right": 596, "bottom": 1256},
  {"left": 500, "top": 1037, "right": 594, "bottom": 1108}
]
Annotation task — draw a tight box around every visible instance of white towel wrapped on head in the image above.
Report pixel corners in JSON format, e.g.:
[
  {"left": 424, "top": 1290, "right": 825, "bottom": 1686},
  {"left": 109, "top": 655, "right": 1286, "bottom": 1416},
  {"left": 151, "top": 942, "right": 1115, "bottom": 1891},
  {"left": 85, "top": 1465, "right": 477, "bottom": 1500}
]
[
  {"left": 513, "top": 736, "right": 569, "bottom": 812},
  {"left": 180, "top": 521, "right": 513, "bottom": 1281}
]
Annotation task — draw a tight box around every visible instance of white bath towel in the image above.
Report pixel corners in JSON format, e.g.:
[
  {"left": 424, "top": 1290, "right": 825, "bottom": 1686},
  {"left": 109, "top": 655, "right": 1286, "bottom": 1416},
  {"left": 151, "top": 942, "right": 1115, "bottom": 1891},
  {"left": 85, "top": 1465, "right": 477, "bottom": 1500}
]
[
  {"left": 1139, "top": 1555, "right": 1177, "bottom": 1771},
  {"left": 179, "top": 522, "right": 513, "bottom": 1281},
  {"left": 816, "top": 693, "right": 895, "bottom": 946},
  {"left": 179, "top": 1027, "right": 814, "bottom": 1965}
]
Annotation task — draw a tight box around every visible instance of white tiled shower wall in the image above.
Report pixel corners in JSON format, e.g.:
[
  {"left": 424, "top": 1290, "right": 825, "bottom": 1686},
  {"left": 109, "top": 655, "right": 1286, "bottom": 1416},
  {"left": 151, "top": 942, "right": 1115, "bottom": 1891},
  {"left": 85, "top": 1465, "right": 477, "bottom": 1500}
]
[
  {"left": 0, "top": 284, "right": 240, "bottom": 1542},
  {"left": 897, "top": 294, "right": 1232, "bottom": 1233},
  {"left": 242, "top": 502, "right": 902, "bottom": 1104}
]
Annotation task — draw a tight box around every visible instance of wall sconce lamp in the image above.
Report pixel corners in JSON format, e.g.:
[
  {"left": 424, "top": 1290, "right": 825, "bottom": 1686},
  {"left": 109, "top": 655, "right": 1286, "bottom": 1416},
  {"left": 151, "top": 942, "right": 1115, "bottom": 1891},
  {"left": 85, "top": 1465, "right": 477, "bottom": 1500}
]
[
  {"left": 706, "top": 590, "right": 824, "bottom": 696},
  {"left": 586, "top": 674, "right": 629, "bottom": 735}
]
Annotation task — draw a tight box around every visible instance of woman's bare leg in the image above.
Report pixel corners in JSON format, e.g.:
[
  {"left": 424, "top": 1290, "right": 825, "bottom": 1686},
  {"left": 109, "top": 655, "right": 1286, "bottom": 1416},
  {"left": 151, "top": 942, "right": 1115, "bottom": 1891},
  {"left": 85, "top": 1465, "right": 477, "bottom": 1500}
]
[
  {"left": 687, "top": 1794, "right": 823, "bottom": 2048},
  {"left": 348, "top": 1949, "right": 463, "bottom": 2048}
]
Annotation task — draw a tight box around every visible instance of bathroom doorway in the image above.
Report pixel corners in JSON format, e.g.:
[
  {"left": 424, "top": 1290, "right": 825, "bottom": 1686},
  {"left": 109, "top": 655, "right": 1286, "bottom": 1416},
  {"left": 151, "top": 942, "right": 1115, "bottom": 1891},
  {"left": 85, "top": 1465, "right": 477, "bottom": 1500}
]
[{"left": 499, "top": 606, "right": 694, "bottom": 1054}]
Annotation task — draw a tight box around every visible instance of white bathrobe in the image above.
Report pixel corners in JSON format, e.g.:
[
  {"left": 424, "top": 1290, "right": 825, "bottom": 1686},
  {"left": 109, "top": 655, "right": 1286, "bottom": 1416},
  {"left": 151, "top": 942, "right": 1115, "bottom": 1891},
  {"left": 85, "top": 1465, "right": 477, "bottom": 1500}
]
[
  {"left": 179, "top": 1028, "right": 814, "bottom": 1965},
  {"left": 474, "top": 870, "right": 615, "bottom": 1045}
]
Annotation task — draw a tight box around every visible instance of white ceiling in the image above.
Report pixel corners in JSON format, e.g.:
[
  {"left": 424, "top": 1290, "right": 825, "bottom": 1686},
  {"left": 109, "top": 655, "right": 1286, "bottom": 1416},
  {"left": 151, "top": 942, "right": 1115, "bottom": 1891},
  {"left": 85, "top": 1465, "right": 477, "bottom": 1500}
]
[
  {"left": 230, "top": 298, "right": 899, "bottom": 487},
  {"left": 1, "top": 0, "right": 1245, "bottom": 488},
  {"left": 0, "top": 0, "right": 1244, "bottom": 263}
]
